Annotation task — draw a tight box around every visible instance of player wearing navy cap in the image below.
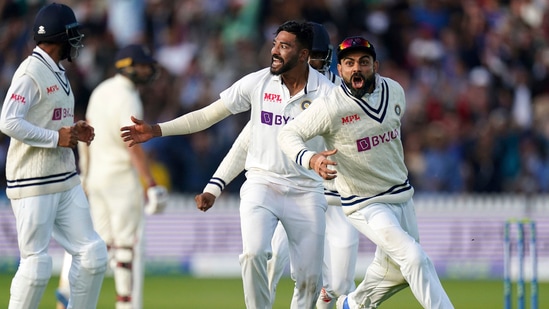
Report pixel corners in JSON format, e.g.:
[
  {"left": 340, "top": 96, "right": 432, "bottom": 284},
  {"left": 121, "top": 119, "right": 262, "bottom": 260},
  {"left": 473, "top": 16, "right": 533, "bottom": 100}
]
[
  {"left": 0, "top": 3, "right": 108, "bottom": 308},
  {"left": 56, "top": 44, "right": 167, "bottom": 309},
  {"left": 278, "top": 36, "right": 454, "bottom": 309}
]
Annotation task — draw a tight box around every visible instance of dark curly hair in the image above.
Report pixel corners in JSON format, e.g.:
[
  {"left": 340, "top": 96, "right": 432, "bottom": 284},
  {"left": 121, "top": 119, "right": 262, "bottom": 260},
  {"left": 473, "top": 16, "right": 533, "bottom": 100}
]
[{"left": 275, "top": 20, "right": 313, "bottom": 51}]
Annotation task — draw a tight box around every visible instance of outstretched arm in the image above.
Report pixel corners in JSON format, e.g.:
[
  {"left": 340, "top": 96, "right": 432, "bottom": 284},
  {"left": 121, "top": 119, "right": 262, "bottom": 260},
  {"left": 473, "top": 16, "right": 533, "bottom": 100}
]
[
  {"left": 121, "top": 99, "right": 232, "bottom": 147},
  {"left": 196, "top": 122, "right": 251, "bottom": 212}
]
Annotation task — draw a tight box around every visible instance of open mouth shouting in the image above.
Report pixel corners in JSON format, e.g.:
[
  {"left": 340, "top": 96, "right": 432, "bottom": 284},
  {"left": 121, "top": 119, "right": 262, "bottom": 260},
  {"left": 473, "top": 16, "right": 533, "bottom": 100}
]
[
  {"left": 351, "top": 73, "right": 365, "bottom": 89},
  {"left": 271, "top": 56, "right": 283, "bottom": 70}
]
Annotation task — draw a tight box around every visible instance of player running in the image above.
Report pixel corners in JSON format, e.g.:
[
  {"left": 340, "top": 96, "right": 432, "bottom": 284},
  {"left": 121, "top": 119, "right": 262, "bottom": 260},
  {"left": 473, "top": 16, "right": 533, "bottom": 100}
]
[
  {"left": 194, "top": 22, "right": 359, "bottom": 309},
  {"left": 121, "top": 21, "right": 335, "bottom": 309},
  {"left": 278, "top": 36, "right": 454, "bottom": 309}
]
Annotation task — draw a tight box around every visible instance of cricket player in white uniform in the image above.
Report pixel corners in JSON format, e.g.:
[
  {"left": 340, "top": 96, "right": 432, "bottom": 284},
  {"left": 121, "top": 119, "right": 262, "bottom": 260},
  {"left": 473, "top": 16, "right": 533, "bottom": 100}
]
[
  {"left": 278, "top": 37, "right": 454, "bottom": 309},
  {"left": 195, "top": 22, "right": 358, "bottom": 309},
  {"left": 0, "top": 3, "right": 108, "bottom": 309},
  {"left": 56, "top": 44, "right": 168, "bottom": 309},
  {"left": 121, "top": 21, "right": 335, "bottom": 309}
]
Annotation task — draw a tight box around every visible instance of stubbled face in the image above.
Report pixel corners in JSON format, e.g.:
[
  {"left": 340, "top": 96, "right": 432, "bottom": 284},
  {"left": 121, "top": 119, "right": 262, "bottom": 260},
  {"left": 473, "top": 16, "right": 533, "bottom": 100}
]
[
  {"left": 270, "top": 31, "right": 303, "bottom": 75},
  {"left": 337, "top": 51, "right": 377, "bottom": 98}
]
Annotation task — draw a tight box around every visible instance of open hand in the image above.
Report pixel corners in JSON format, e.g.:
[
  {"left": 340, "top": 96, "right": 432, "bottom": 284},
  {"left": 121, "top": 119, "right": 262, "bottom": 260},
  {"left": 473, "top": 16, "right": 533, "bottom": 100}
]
[
  {"left": 120, "top": 116, "right": 155, "bottom": 147},
  {"left": 310, "top": 149, "right": 338, "bottom": 180}
]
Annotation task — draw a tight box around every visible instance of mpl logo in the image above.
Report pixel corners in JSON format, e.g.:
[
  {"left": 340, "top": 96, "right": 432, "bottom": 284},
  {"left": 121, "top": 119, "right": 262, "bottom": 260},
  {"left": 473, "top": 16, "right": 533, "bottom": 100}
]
[
  {"left": 356, "top": 128, "right": 399, "bottom": 152},
  {"left": 261, "top": 111, "right": 292, "bottom": 126},
  {"left": 263, "top": 93, "right": 282, "bottom": 104},
  {"left": 10, "top": 93, "right": 26, "bottom": 104},
  {"left": 46, "top": 84, "right": 59, "bottom": 94},
  {"left": 342, "top": 114, "right": 360, "bottom": 124}
]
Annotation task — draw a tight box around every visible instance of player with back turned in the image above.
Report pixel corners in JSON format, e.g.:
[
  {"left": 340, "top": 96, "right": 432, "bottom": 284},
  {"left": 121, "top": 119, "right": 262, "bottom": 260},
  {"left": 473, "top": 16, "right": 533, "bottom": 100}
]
[
  {"left": 0, "top": 3, "right": 108, "bottom": 309},
  {"left": 194, "top": 22, "right": 359, "bottom": 309},
  {"left": 120, "top": 20, "right": 335, "bottom": 309},
  {"left": 56, "top": 44, "right": 168, "bottom": 309},
  {"left": 278, "top": 36, "right": 454, "bottom": 309}
]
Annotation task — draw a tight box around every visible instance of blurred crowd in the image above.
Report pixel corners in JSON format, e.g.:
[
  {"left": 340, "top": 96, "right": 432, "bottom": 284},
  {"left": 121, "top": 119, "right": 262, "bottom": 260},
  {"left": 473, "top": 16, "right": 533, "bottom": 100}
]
[{"left": 0, "top": 0, "right": 548, "bottom": 196}]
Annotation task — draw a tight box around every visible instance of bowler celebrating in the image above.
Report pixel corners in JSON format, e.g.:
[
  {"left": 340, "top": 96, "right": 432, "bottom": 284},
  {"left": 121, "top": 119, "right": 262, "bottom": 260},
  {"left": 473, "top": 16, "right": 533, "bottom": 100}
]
[{"left": 278, "top": 36, "right": 454, "bottom": 309}]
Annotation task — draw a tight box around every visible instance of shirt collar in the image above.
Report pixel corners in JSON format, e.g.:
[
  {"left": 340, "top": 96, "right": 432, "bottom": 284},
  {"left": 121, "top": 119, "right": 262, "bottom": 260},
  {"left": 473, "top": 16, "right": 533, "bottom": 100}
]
[
  {"left": 305, "top": 64, "right": 322, "bottom": 94},
  {"left": 33, "top": 46, "right": 65, "bottom": 73},
  {"left": 271, "top": 65, "right": 320, "bottom": 95}
]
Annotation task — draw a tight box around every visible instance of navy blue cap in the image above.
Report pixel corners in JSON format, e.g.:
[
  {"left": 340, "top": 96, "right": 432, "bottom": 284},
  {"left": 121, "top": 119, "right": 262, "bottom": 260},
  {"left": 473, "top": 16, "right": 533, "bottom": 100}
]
[
  {"left": 310, "top": 22, "right": 331, "bottom": 53},
  {"left": 33, "top": 3, "right": 79, "bottom": 43},
  {"left": 115, "top": 44, "right": 156, "bottom": 69}
]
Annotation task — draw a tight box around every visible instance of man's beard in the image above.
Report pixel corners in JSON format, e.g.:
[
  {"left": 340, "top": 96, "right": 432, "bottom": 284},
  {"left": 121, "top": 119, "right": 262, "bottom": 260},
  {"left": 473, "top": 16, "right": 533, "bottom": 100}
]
[
  {"left": 344, "top": 73, "right": 375, "bottom": 98},
  {"left": 60, "top": 42, "right": 71, "bottom": 62},
  {"left": 61, "top": 42, "right": 80, "bottom": 63},
  {"left": 270, "top": 55, "right": 298, "bottom": 75}
]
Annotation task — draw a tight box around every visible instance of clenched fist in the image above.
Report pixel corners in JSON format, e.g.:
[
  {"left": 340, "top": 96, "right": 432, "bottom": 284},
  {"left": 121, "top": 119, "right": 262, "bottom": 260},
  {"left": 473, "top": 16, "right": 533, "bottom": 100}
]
[{"left": 58, "top": 120, "right": 95, "bottom": 148}]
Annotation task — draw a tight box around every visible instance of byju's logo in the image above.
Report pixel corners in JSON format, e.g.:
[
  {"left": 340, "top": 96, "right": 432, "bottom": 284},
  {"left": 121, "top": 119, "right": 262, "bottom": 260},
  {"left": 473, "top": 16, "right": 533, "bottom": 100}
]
[
  {"left": 261, "top": 111, "right": 292, "bottom": 126},
  {"left": 52, "top": 108, "right": 62, "bottom": 120},
  {"left": 356, "top": 137, "right": 371, "bottom": 152},
  {"left": 52, "top": 107, "right": 74, "bottom": 120},
  {"left": 356, "top": 128, "right": 399, "bottom": 152}
]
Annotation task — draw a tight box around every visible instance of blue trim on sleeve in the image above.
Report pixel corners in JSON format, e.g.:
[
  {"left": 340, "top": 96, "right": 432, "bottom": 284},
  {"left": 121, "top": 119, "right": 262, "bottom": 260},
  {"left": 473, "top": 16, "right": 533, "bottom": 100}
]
[{"left": 208, "top": 177, "right": 226, "bottom": 191}]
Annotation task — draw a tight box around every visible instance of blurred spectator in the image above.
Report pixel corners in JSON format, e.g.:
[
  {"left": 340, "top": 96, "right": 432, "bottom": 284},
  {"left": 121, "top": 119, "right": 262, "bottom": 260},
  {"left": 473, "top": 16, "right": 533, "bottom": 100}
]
[{"left": 107, "top": 0, "right": 146, "bottom": 47}]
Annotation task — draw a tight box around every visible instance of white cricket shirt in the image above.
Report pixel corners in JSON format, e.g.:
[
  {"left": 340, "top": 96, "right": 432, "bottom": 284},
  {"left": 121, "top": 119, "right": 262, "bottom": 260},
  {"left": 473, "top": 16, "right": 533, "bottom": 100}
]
[
  {"left": 220, "top": 66, "right": 335, "bottom": 191},
  {"left": 0, "top": 47, "right": 79, "bottom": 198},
  {"left": 279, "top": 74, "right": 414, "bottom": 214},
  {"left": 84, "top": 74, "right": 144, "bottom": 187},
  {"left": 204, "top": 69, "right": 342, "bottom": 197}
]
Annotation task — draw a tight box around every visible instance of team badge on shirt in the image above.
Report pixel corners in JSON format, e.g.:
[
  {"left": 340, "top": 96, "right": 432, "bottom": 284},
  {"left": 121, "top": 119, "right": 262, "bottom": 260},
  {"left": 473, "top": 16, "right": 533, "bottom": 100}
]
[
  {"left": 301, "top": 100, "right": 311, "bottom": 110},
  {"left": 395, "top": 104, "right": 401, "bottom": 116}
]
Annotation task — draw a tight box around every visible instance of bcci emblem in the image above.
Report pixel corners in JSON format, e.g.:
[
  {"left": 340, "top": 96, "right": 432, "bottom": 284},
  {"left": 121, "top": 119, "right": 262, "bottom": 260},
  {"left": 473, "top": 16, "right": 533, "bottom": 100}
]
[
  {"left": 301, "top": 100, "right": 312, "bottom": 110},
  {"left": 38, "top": 26, "right": 46, "bottom": 35},
  {"left": 395, "top": 105, "right": 401, "bottom": 116}
]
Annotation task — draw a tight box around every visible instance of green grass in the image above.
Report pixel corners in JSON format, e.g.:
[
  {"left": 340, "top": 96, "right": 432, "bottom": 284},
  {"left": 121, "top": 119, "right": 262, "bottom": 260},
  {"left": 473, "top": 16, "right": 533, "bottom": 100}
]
[{"left": 1, "top": 275, "right": 547, "bottom": 308}]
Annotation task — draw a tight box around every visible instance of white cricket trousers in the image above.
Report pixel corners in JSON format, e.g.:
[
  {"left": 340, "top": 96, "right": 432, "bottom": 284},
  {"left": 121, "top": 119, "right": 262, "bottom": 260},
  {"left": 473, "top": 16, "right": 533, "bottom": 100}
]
[
  {"left": 344, "top": 200, "right": 454, "bottom": 309},
  {"left": 8, "top": 185, "right": 108, "bottom": 309},
  {"left": 268, "top": 205, "right": 359, "bottom": 307},
  {"left": 319, "top": 205, "right": 359, "bottom": 303},
  {"left": 239, "top": 178, "right": 326, "bottom": 309}
]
